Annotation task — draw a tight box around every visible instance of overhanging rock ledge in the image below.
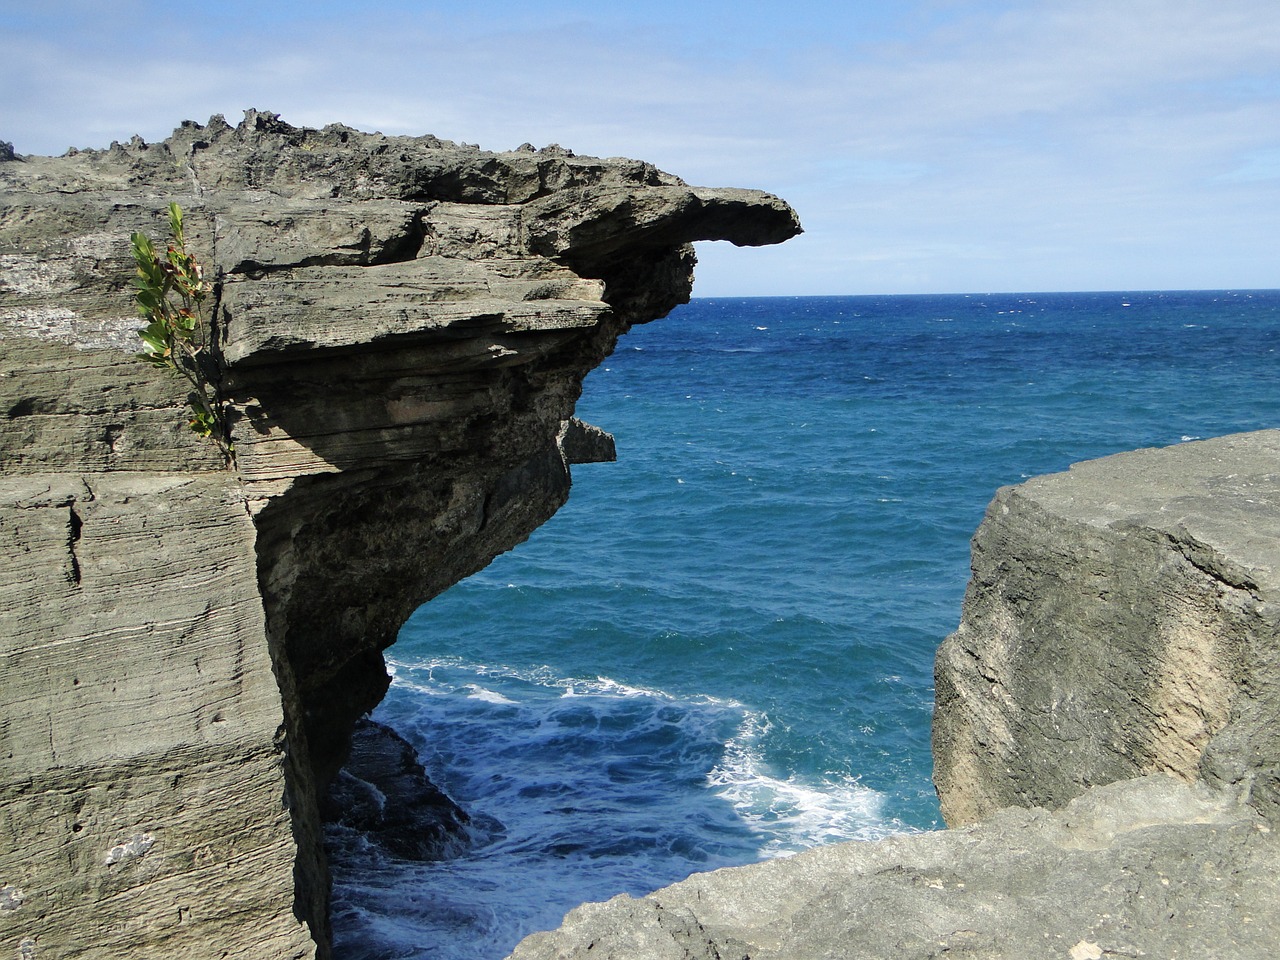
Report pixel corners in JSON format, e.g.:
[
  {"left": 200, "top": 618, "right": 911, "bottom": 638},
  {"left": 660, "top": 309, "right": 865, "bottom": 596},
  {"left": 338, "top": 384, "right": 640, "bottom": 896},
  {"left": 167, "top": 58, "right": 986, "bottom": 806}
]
[{"left": 0, "top": 110, "right": 801, "bottom": 959}]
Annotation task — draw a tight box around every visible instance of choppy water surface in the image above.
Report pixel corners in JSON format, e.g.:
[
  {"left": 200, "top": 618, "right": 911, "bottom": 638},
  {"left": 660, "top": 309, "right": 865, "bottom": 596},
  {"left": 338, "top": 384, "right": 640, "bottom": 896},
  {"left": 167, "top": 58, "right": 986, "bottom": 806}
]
[{"left": 330, "top": 290, "right": 1280, "bottom": 959}]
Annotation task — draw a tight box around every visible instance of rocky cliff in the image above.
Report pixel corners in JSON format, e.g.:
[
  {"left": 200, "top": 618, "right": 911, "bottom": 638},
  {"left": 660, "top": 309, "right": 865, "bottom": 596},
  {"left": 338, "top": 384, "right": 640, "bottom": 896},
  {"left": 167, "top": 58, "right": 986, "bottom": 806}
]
[
  {"left": 934, "top": 430, "right": 1280, "bottom": 828},
  {"left": 0, "top": 111, "right": 801, "bottom": 959},
  {"left": 505, "top": 432, "right": 1280, "bottom": 959}
]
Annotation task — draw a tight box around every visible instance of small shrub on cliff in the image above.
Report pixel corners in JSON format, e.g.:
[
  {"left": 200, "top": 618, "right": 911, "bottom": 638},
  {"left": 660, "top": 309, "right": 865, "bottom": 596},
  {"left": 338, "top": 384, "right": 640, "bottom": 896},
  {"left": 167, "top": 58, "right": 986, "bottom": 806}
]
[{"left": 131, "top": 202, "right": 233, "bottom": 463}]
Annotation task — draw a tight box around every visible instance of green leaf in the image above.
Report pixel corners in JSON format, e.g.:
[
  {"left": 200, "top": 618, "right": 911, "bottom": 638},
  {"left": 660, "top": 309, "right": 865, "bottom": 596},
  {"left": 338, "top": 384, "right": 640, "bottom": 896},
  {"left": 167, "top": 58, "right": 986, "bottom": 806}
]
[
  {"left": 131, "top": 234, "right": 166, "bottom": 290},
  {"left": 168, "top": 202, "right": 184, "bottom": 247},
  {"left": 138, "top": 321, "right": 170, "bottom": 356},
  {"left": 130, "top": 231, "right": 154, "bottom": 263},
  {"left": 134, "top": 288, "right": 162, "bottom": 315},
  {"left": 137, "top": 322, "right": 165, "bottom": 345}
]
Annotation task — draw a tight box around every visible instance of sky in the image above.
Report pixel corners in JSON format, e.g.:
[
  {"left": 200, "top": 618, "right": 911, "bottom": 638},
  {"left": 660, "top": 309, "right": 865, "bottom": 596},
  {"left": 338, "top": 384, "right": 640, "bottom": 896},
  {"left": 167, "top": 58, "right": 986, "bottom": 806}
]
[{"left": 2, "top": 0, "right": 1278, "bottom": 296}]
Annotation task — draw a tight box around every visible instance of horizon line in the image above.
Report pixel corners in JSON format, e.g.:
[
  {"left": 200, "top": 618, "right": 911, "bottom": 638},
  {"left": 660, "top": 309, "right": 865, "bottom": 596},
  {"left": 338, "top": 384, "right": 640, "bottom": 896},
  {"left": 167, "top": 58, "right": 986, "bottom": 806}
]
[{"left": 689, "top": 287, "right": 1280, "bottom": 300}]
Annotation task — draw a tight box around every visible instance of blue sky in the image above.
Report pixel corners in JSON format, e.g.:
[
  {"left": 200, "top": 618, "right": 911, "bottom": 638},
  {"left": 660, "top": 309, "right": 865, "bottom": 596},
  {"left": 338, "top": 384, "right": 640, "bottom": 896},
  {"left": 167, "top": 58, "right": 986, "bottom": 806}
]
[{"left": 2, "top": 0, "right": 1278, "bottom": 295}]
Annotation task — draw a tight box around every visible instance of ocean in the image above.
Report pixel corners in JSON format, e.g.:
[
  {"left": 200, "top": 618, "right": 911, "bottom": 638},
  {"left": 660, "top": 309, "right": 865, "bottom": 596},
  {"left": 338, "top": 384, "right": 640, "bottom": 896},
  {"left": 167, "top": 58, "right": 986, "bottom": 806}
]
[{"left": 327, "top": 290, "right": 1280, "bottom": 959}]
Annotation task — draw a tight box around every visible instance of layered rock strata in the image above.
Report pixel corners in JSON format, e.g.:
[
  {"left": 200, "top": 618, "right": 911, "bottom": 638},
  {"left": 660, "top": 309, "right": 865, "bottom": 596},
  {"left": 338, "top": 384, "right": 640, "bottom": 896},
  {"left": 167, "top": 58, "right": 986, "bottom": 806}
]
[
  {"left": 0, "top": 111, "right": 800, "bottom": 959},
  {"left": 934, "top": 430, "right": 1280, "bottom": 828}
]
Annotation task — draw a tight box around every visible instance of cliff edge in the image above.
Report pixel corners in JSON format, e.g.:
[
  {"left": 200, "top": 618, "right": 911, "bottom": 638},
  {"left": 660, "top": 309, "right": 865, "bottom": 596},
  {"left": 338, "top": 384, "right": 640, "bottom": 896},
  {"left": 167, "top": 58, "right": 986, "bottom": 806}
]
[
  {"left": 935, "top": 429, "right": 1280, "bottom": 828},
  {"left": 0, "top": 111, "right": 800, "bottom": 959}
]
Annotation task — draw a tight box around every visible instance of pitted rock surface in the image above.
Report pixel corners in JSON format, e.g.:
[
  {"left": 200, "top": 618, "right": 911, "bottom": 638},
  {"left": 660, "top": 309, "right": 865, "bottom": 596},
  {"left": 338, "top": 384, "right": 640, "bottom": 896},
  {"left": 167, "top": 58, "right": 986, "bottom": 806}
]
[{"left": 508, "top": 776, "right": 1280, "bottom": 960}]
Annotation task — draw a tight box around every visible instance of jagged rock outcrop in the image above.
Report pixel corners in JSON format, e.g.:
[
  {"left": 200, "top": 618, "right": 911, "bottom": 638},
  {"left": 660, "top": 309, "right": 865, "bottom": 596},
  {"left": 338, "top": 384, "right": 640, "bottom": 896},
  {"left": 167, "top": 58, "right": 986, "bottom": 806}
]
[
  {"left": 321, "top": 719, "right": 470, "bottom": 862},
  {"left": 0, "top": 110, "right": 801, "bottom": 959},
  {"left": 934, "top": 430, "right": 1280, "bottom": 828},
  {"left": 507, "top": 433, "right": 1280, "bottom": 959}
]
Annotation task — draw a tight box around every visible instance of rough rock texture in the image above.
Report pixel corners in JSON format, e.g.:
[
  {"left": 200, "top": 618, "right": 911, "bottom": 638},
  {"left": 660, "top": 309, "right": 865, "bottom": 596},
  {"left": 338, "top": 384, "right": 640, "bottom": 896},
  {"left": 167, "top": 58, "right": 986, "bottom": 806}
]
[
  {"left": 0, "top": 110, "right": 800, "bottom": 959},
  {"left": 0, "top": 473, "right": 316, "bottom": 958},
  {"left": 934, "top": 430, "right": 1280, "bottom": 828},
  {"left": 507, "top": 775, "right": 1280, "bottom": 960},
  {"left": 321, "top": 719, "right": 470, "bottom": 862}
]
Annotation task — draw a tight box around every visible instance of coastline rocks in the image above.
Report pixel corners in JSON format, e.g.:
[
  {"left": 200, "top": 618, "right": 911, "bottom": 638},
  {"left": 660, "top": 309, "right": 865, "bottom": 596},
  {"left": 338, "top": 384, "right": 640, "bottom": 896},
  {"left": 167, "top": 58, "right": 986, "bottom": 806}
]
[
  {"left": 0, "top": 472, "right": 318, "bottom": 958},
  {"left": 934, "top": 430, "right": 1280, "bottom": 828},
  {"left": 507, "top": 775, "right": 1280, "bottom": 960},
  {"left": 322, "top": 719, "right": 471, "bottom": 862},
  {"left": 0, "top": 111, "right": 800, "bottom": 958}
]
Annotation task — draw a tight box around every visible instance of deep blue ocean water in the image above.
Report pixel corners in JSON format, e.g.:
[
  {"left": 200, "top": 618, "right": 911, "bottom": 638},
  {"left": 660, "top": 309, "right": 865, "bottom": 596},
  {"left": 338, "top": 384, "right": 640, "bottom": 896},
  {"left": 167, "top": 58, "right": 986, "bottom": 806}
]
[{"left": 329, "top": 290, "right": 1280, "bottom": 959}]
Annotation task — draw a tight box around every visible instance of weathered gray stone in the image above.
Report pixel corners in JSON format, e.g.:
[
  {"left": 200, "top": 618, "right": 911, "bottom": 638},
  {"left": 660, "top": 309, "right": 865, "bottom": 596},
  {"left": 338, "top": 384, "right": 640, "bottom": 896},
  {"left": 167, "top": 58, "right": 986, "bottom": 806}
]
[
  {"left": 508, "top": 775, "right": 1280, "bottom": 960},
  {"left": 934, "top": 430, "right": 1280, "bottom": 828},
  {"left": 0, "top": 110, "right": 800, "bottom": 959},
  {"left": 0, "top": 472, "right": 315, "bottom": 958}
]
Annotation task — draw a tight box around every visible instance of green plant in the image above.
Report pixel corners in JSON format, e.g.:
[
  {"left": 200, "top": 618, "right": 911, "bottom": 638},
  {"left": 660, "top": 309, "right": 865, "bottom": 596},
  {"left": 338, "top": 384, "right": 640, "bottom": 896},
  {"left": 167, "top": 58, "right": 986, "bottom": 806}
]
[{"left": 131, "top": 202, "right": 234, "bottom": 463}]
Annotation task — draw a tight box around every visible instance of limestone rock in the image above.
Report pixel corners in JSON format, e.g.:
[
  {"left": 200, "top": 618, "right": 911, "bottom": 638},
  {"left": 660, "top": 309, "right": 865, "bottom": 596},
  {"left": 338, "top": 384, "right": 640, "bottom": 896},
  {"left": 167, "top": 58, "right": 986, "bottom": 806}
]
[
  {"left": 0, "top": 110, "right": 800, "bottom": 959},
  {"left": 508, "top": 775, "right": 1280, "bottom": 960},
  {"left": 0, "top": 473, "right": 317, "bottom": 959},
  {"left": 934, "top": 430, "right": 1280, "bottom": 828}
]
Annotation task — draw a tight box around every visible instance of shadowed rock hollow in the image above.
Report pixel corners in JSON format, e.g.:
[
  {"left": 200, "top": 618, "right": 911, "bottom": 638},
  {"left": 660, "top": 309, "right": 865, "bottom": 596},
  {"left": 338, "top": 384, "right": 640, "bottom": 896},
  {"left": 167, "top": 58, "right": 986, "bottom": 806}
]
[{"left": 0, "top": 110, "right": 800, "bottom": 959}]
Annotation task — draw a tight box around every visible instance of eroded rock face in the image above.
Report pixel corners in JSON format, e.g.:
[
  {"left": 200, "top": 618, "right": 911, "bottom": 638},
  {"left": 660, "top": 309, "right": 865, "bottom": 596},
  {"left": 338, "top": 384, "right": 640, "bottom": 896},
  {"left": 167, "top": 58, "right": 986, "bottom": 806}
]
[
  {"left": 0, "top": 111, "right": 800, "bottom": 958},
  {"left": 934, "top": 430, "right": 1280, "bottom": 828}
]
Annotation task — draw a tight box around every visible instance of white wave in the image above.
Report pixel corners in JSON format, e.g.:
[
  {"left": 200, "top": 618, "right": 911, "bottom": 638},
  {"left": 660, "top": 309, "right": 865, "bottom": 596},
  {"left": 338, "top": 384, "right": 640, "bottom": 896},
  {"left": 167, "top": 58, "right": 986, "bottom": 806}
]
[
  {"left": 464, "top": 684, "right": 515, "bottom": 704},
  {"left": 563, "top": 675, "right": 666, "bottom": 700},
  {"left": 387, "top": 654, "right": 739, "bottom": 709},
  {"left": 379, "top": 657, "right": 909, "bottom": 864},
  {"left": 340, "top": 657, "right": 915, "bottom": 960},
  {"left": 708, "top": 710, "right": 897, "bottom": 855}
]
